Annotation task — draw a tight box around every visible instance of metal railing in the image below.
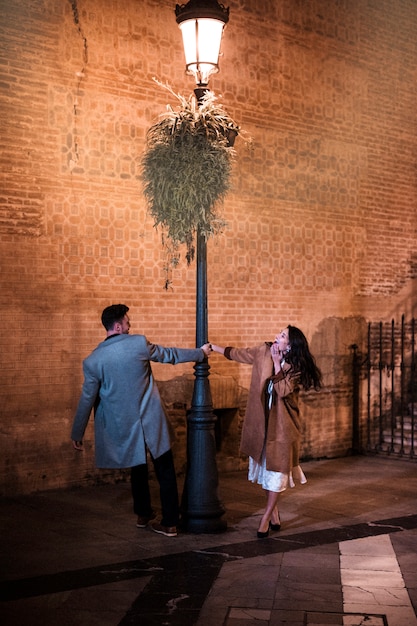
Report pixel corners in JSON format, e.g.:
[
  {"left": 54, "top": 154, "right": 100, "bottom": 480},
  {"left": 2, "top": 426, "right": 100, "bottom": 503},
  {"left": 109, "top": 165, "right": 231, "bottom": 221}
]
[{"left": 351, "top": 315, "right": 416, "bottom": 459}]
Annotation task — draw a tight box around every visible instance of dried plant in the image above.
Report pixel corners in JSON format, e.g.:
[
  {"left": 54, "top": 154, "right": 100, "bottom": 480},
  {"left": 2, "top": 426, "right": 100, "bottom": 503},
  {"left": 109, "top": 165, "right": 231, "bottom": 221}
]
[{"left": 141, "top": 80, "right": 239, "bottom": 285}]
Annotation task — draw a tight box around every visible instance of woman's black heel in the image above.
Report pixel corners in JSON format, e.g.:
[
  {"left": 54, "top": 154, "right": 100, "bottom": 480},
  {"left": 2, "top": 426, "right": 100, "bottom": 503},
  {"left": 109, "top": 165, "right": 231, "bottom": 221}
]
[
  {"left": 257, "top": 528, "right": 270, "bottom": 539},
  {"left": 270, "top": 519, "right": 281, "bottom": 531}
]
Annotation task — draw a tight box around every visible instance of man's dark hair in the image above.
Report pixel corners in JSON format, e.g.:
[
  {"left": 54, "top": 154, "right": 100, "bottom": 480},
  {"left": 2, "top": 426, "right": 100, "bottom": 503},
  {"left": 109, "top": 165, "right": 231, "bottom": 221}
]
[{"left": 101, "top": 304, "right": 129, "bottom": 331}]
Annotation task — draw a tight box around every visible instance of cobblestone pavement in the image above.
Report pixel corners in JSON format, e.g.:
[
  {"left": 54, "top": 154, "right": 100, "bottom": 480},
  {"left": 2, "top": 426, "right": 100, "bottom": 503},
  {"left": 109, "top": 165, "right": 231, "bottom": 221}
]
[{"left": 1, "top": 455, "right": 416, "bottom": 625}]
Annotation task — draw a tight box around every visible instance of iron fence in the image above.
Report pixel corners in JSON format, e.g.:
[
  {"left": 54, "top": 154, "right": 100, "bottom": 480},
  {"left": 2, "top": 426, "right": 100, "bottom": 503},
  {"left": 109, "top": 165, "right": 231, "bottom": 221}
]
[{"left": 351, "top": 315, "right": 416, "bottom": 459}]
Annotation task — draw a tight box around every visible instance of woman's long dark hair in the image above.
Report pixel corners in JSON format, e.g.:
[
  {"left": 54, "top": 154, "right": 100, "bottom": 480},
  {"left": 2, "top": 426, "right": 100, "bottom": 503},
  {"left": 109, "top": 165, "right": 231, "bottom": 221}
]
[{"left": 287, "top": 325, "right": 322, "bottom": 391}]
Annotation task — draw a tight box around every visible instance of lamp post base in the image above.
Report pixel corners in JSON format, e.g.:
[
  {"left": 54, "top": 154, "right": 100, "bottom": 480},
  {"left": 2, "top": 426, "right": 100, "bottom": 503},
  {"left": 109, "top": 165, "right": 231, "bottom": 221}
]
[{"left": 180, "top": 361, "right": 227, "bottom": 533}]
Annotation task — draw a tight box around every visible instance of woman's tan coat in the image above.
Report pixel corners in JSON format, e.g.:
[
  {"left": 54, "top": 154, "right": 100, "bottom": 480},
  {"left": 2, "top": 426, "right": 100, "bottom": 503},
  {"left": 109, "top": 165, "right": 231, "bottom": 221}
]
[{"left": 225, "top": 343, "right": 302, "bottom": 473}]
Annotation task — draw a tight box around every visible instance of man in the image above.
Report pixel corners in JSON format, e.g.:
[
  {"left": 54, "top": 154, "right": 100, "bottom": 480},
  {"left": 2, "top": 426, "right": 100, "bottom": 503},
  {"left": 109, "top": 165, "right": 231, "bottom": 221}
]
[{"left": 71, "top": 304, "right": 211, "bottom": 537}]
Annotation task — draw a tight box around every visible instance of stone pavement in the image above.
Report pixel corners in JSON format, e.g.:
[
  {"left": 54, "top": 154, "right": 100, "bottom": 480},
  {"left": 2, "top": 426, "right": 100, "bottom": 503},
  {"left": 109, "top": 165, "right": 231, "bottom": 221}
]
[{"left": 1, "top": 455, "right": 416, "bottom": 626}]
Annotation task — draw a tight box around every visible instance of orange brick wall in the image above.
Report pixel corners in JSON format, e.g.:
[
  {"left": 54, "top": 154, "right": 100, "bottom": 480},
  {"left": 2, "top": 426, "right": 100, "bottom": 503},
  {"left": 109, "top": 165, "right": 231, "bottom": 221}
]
[{"left": 0, "top": 0, "right": 416, "bottom": 495}]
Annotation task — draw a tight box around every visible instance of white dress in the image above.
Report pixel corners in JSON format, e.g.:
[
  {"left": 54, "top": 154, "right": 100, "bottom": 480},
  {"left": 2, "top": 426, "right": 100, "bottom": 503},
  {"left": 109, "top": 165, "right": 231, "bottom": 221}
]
[{"left": 248, "top": 451, "right": 307, "bottom": 493}]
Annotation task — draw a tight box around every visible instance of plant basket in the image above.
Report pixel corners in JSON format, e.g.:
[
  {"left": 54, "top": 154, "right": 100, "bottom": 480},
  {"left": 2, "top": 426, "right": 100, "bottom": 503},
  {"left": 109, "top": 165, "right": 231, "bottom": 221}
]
[{"left": 141, "top": 83, "right": 239, "bottom": 283}]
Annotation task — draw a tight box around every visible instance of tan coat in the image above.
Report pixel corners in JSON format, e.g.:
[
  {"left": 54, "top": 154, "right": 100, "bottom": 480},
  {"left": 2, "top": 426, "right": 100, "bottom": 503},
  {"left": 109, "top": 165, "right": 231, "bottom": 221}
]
[{"left": 225, "top": 343, "right": 302, "bottom": 473}]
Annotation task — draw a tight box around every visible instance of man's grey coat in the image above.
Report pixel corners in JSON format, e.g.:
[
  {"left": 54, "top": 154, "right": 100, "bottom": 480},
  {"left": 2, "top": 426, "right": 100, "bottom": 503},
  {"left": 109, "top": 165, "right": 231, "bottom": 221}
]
[{"left": 71, "top": 334, "right": 204, "bottom": 468}]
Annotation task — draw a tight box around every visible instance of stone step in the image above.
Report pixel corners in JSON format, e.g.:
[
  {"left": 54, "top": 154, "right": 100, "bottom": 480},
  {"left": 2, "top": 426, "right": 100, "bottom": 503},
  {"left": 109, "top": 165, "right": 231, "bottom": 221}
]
[
  {"left": 378, "top": 442, "right": 414, "bottom": 455},
  {"left": 383, "top": 428, "right": 414, "bottom": 440},
  {"left": 386, "top": 416, "right": 415, "bottom": 431}
]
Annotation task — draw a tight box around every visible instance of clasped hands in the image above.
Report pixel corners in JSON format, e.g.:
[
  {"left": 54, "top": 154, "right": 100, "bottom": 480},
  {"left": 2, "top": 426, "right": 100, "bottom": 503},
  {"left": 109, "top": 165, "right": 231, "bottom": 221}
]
[
  {"left": 201, "top": 342, "right": 223, "bottom": 357},
  {"left": 201, "top": 343, "right": 212, "bottom": 357}
]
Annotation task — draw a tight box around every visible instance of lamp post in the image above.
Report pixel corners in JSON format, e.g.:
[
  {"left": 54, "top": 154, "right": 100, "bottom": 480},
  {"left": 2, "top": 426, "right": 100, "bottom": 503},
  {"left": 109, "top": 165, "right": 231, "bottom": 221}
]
[{"left": 175, "top": 0, "right": 229, "bottom": 533}]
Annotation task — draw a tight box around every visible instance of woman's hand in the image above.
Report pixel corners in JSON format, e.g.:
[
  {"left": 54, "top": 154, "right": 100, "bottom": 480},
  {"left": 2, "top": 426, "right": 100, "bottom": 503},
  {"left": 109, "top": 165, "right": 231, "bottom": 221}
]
[
  {"left": 210, "top": 343, "right": 225, "bottom": 355},
  {"left": 270, "top": 342, "right": 282, "bottom": 359},
  {"left": 270, "top": 342, "right": 282, "bottom": 372}
]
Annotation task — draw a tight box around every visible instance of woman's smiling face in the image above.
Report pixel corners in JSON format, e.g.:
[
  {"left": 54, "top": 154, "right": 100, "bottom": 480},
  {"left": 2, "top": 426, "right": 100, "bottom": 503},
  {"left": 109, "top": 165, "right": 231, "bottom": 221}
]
[{"left": 274, "top": 328, "right": 290, "bottom": 352}]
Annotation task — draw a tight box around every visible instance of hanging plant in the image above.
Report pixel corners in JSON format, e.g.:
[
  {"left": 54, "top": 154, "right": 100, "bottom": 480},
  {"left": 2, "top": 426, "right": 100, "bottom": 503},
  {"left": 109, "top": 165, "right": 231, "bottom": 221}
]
[{"left": 141, "top": 80, "right": 239, "bottom": 286}]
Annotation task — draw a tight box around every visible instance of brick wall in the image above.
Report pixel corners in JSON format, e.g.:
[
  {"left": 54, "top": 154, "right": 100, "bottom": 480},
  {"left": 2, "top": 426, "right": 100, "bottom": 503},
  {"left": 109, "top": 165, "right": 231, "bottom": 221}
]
[{"left": 0, "top": 0, "right": 416, "bottom": 495}]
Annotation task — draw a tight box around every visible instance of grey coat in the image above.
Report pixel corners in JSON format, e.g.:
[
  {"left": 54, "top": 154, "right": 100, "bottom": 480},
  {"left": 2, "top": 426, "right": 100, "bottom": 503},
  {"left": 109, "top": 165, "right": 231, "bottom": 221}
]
[{"left": 71, "top": 334, "right": 204, "bottom": 468}]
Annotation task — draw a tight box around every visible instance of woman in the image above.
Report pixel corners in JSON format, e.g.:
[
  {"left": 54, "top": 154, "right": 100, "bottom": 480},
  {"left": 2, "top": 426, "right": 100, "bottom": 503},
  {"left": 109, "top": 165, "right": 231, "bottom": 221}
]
[{"left": 211, "top": 326, "right": 322, "bottom": 538}]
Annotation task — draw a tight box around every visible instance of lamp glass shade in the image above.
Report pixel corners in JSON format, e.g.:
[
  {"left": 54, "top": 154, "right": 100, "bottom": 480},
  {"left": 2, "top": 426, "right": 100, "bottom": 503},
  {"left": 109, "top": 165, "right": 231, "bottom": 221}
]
[{"left": 179, "top": 17, "right": 224, "bottom": 86}]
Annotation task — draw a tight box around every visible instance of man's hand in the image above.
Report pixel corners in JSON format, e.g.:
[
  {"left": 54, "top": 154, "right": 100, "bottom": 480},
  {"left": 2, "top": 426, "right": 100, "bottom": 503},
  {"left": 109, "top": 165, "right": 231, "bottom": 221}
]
[
  {"left": 200, "top": 343, "right": 212, "bottom": 357},
  {"left": 72, "top": 440, "right": 83, "bottom": 451}
]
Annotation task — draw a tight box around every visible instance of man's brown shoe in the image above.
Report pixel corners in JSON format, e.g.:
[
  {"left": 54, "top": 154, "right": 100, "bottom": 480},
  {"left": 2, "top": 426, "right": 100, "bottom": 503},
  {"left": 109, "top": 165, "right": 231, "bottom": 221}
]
[
  {"left": 136, "top": 512, "right": 156, "bottom": 528},
  {"left": 150, "top": 522, "right": 177, "bottom": 537}
]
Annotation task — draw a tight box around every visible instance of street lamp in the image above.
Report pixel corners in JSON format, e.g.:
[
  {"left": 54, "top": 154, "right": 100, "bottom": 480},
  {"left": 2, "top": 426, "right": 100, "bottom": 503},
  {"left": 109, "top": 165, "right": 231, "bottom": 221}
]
[
  {"left": 175, "top": 0, "right": 229, "bottom": 533},
  {"left": 175, "top": 0, "right": 229, "bottom": 99}
]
